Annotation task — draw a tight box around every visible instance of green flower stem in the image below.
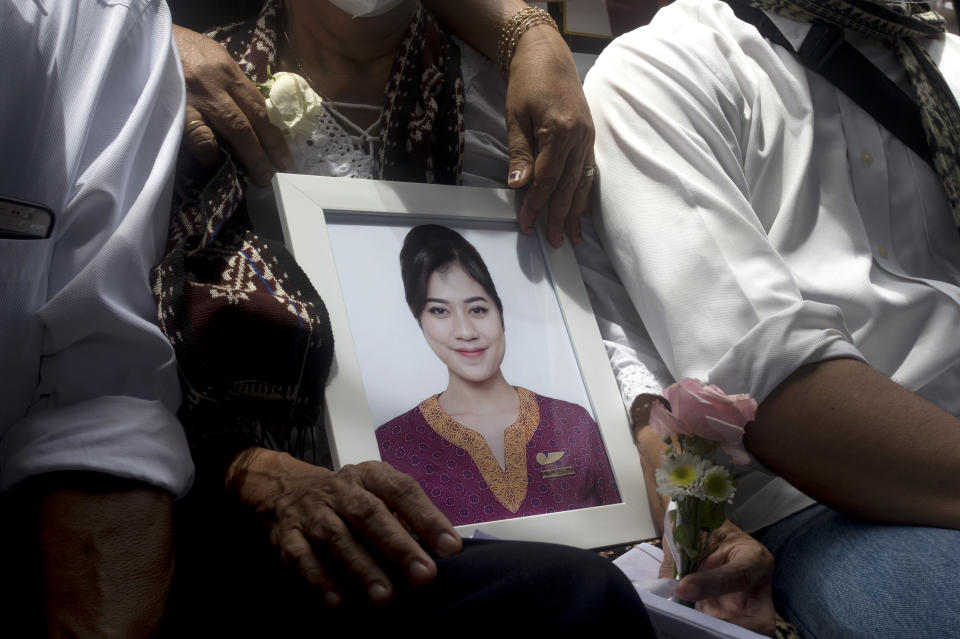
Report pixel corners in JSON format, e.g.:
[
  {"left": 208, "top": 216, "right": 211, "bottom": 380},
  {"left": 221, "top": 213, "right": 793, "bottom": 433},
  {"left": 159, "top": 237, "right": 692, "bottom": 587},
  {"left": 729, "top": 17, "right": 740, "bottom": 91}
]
[{"left": 663, "top": 435, "right": 735, "bottom": 608}]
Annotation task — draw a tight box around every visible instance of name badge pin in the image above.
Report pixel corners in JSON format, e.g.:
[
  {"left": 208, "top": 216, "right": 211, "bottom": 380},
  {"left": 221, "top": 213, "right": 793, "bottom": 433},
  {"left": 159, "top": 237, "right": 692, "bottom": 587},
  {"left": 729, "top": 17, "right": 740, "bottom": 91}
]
[{"left": 535, "top": 451, "right": 564, "bottom": 465}]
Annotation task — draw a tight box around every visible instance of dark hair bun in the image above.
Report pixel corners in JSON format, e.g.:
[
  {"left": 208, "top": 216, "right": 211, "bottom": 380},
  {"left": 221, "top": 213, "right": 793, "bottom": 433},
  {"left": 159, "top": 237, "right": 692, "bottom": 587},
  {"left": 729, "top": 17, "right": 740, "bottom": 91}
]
[{"left": 400, "top": 225, "right": 503, "bottom": 322}]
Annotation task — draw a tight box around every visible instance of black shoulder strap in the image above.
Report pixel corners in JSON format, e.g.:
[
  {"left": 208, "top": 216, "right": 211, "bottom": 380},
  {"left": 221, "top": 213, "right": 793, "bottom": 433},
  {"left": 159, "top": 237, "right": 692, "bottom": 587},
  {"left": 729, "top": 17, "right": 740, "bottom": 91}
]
[{"left": 723, "top": 0, "right": 933, "bottom": 165}]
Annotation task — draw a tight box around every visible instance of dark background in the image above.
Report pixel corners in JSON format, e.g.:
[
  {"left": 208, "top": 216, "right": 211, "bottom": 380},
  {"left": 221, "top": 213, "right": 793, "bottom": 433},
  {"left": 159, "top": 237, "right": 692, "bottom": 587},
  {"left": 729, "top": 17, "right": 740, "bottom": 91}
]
[
  {"left": 167, "top": 0, "right": 262, "bottom": 31},
  {"left": 167, "top": 1, "right": 956, "bottom": 39}
]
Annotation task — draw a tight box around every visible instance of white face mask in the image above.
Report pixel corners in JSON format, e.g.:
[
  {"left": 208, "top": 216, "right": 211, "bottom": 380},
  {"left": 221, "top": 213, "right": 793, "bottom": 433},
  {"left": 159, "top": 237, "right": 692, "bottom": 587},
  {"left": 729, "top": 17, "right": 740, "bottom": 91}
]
[{"left": 327, "top": 0, "right": 407, "bottom": 18}]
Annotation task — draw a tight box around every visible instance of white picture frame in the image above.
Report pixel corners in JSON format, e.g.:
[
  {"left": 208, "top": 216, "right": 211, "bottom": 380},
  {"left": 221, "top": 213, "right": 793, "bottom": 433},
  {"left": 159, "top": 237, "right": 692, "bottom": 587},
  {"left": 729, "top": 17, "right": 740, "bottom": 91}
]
[{"left": 274, "top": 174, "right": 655, "bottom": 548}]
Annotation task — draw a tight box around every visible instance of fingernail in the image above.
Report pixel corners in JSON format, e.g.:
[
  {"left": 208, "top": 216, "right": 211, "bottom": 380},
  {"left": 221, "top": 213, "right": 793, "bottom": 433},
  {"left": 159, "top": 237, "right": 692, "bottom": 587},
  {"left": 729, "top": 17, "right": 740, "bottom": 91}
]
[
  {"left": 408, "top": 559, "right": 432, "bottom": 581},
  {"left": 435, "top": 531, "right": 460, "bottom": 557},
  {"left": 325, "top": 591, "right": 342, "bottom": 607},
  {"left": 508, "top": 169, "right": 522, "bottom": 185},
  {"left": 367, "top": 582, "right": 390, "bottom": 602}
]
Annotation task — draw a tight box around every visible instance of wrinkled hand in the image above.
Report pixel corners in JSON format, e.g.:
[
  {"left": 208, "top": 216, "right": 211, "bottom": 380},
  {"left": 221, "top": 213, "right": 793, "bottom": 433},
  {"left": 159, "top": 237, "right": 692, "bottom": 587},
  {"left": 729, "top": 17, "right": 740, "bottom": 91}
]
[
  {"left": 232, "top": 450, "right": 462, "bottom": 606},
  {"left": 173, "top": 24, "right": 292, "bottom": 185},
  {"left": 660, "top": 520, "right": 776, "bottom": 637},
  {"left": 506, "top": 25, "right": 596, "bottom": 248}
]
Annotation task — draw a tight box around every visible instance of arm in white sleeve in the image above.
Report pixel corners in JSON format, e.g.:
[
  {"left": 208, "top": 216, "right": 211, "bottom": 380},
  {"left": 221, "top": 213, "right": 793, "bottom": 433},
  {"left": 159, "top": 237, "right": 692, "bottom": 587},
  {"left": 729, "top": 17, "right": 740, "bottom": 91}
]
[
  {"left": 0, "top": 0, "right": 192, "bottom": 496},
  {"left": 583, "top": 4, "right": 863, "bottom": 404},
  {"left": 583, "top": 2, "right": 960, "bottom": 529}
]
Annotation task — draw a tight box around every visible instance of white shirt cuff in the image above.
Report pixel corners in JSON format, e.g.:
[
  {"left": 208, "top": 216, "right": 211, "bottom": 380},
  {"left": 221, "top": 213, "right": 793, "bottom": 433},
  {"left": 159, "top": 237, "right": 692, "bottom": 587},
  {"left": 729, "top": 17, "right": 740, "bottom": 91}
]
[
  {"left": 707, "top": 300, "right": 867, "bottom": 402},
  {"left": 1, "top": 396, "right": 194, "bottom": 497}
]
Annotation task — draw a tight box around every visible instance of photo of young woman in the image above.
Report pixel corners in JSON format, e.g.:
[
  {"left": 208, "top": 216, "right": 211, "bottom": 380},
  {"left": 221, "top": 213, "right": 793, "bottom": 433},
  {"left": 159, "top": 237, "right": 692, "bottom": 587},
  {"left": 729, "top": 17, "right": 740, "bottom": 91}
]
[{"left": 375, "top": 225, "right": 620, "bottom": 526}]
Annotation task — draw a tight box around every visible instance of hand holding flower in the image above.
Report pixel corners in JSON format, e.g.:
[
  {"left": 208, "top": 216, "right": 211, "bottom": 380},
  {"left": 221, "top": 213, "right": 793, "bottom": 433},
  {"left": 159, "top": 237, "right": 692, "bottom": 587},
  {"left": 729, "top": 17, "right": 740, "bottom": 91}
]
[
  {"left": 659, "top": 520, "right": 776, "bottom": 637},
  {"left": 652, "top": 379, "right": 758, "bottom": 582},
  {"left": 173, "top": 25, "right": 293, "bottom": 186}
]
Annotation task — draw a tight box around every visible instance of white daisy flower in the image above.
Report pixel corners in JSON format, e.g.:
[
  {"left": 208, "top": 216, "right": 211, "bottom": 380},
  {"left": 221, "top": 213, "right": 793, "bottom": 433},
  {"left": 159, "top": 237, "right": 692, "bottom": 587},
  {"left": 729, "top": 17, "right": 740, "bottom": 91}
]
[
  {"left": 655, "top": 453, "right": 708, "bottom": 499},
  {"left": 701, "top": 465, "right": 736, "bottom": 503}
]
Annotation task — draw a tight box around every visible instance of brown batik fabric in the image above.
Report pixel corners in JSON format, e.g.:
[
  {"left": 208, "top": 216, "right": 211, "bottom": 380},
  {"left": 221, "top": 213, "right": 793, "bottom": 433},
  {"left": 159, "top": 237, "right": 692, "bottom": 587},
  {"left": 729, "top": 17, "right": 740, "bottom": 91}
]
[
  {"left": 378, "top": 5, "right": 465, "bottom": 184},
  {"left": 741, "top": 0, "right": 960, "bottom": 227},
  {"left": 153, "top": 154, "right": 335, "bottom": 477},
  {"left": 153, "top": 0, "right": 465, "bottom": 478}
]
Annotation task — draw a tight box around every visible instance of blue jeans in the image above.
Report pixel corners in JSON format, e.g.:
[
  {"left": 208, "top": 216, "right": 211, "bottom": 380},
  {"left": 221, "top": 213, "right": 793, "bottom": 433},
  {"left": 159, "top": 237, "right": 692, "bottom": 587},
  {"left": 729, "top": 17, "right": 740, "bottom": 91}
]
[{"left": 759, "top": 504, "right": 960, "bottom": 639}]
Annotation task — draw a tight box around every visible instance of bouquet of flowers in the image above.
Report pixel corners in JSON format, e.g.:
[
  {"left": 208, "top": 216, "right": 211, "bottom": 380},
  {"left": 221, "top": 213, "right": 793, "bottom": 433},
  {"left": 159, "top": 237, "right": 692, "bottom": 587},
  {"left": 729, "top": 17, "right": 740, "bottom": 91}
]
[{"left": 650, "top": 379, "right": 757, "bottom": 580}]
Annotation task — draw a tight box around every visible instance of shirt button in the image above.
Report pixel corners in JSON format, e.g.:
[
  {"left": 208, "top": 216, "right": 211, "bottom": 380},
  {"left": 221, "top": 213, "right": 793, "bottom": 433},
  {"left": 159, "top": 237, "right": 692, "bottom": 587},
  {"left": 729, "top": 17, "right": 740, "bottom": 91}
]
[
  {"left": 877, "top": 245, "right": 889, "bottom": 258},
  {"left": 861, "top": 151, "right": 874, "bottom": 165}
]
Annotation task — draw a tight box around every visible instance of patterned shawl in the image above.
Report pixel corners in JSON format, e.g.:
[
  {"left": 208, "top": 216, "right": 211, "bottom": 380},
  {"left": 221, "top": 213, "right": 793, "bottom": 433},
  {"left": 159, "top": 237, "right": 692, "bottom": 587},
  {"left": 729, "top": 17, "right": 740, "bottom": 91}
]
[
  {"left": 738, "top": 0, "right": 960, "bottom": 227},
  {"left": 153, "top": 0, "right": 466, "bottom": 485}
]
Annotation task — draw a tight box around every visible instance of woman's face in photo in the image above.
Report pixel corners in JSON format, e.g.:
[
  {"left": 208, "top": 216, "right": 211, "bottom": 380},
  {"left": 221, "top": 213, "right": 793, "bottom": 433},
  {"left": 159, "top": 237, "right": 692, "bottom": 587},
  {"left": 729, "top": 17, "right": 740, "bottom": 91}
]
[{"left": 419, "top": 261, "right": 505, "bottom": 384}]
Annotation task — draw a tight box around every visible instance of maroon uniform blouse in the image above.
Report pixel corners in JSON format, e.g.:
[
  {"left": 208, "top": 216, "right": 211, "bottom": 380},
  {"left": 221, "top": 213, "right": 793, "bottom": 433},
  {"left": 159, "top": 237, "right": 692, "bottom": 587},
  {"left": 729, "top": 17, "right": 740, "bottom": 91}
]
[{"left": 376, "top": 387, "right": 621, "bottom": 526}]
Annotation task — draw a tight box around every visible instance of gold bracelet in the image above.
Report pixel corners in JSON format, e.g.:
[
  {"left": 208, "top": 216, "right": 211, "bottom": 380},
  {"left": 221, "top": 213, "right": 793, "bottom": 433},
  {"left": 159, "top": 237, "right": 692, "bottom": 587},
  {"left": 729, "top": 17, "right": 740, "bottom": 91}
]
[{"left": 497, "top": 6, "right": 560, "bottom": 80}]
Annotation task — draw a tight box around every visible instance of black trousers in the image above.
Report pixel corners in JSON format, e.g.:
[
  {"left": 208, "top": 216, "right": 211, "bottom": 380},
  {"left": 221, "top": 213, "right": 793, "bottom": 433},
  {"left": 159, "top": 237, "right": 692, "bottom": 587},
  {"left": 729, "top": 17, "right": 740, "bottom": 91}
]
[{"left": 165, "top": 497, "right": 656, "bottom": 637}]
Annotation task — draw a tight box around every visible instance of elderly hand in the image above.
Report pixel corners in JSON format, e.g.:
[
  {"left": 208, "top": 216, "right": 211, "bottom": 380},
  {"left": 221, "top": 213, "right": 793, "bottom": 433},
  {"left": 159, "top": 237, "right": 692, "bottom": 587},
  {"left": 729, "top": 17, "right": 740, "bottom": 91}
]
[
  {"left": 506, "top": 24, "right": 596, "bottom": 248},
  {"left": 660, "top": 520, "right": 777, "bottom": 637},
  {"left": 229, "top": 449, "right": 462, "bottom": 606},
  {"left": 173, "top": 24, "right": 292, "bottom": 185}
]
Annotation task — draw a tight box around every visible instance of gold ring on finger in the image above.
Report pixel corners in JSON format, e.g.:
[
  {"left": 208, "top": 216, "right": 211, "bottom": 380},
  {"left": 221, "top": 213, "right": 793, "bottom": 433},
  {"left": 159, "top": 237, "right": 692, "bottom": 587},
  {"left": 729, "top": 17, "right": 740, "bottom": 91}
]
[
  {"left": 184, "top": 119, "right": 207, "bottom": 135},
  {"left": 581, "top": 165, "right": 597, "bottom": 178}
]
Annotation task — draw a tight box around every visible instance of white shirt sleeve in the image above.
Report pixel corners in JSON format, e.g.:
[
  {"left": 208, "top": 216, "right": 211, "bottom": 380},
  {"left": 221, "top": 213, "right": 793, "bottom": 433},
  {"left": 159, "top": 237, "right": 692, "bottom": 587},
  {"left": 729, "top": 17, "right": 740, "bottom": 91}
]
[
  {"left": 583, "top": 0, "right": 865, "bottom": 404},
  {"left": 0, "top": 0, "right": 193, "bottom": 496}
]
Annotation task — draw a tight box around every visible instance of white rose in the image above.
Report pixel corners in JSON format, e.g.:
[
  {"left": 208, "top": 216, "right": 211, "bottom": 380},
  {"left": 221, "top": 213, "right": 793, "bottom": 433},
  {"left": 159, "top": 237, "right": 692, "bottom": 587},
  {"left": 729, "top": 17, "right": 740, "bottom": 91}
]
[{"left": 263, "top": 72, "right": 323, "bottom": 138}]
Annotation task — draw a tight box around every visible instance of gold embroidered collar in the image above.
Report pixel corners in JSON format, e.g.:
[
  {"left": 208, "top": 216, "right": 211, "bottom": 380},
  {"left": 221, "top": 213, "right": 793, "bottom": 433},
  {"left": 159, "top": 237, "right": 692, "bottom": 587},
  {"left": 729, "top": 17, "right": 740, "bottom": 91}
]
[{"left": 418, "top": 387, "right": 539, "bottom": 513}]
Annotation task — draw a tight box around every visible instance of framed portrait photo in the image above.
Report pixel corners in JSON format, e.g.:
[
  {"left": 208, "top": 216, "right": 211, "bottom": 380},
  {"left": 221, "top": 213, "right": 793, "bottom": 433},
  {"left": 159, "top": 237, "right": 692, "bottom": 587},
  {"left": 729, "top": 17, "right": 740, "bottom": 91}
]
[{"left": 274, "top": 174, "right": 655, "bottom": 548}]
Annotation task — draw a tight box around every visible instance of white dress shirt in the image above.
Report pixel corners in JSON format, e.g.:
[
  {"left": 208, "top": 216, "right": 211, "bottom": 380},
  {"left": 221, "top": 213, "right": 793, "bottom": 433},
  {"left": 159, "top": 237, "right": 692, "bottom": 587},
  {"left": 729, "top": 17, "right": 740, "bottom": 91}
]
[
  {"left": 583, "top": 0, "right": 960, "bottom": 531},
  {"left": 0, "top": 0, "right": 193, "bottom": 496}
]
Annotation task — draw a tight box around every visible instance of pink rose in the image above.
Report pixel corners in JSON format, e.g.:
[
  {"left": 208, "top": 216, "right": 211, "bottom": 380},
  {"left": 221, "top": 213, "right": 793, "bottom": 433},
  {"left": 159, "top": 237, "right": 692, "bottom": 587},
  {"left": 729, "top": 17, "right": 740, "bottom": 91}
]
[{"left": 649, "top": 379, "right": 757, "bottom": 465}]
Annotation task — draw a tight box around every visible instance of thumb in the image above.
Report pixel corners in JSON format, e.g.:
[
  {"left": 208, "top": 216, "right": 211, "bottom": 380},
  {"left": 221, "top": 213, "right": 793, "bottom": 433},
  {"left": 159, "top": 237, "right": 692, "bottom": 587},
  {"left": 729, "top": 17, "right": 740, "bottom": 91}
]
[{"left": 506, "top": 116, "right": 534, "bottom": 188}]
